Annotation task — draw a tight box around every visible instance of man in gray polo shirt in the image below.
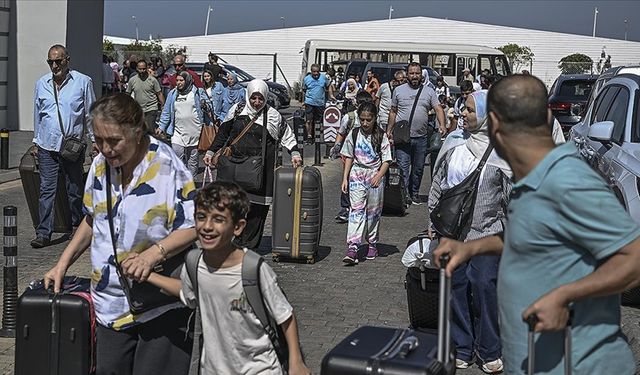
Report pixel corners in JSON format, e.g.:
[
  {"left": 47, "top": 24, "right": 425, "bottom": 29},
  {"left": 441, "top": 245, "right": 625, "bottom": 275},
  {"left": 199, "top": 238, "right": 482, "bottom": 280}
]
[
  {"left": 435, "top": 75, "right": 640, "bottom": 374},
  {"left": 387, "top": 62, "right": 445, "bottom": 205}
]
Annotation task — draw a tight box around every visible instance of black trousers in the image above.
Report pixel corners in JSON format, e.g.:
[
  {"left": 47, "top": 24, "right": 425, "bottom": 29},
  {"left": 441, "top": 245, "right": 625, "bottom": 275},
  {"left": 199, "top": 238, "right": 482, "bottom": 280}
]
[
  {"left": 237, "top": 203, "right": 270, "bottom": 249},
  {"left": 96, "top": 307, "right": 193, "bottom": 375}
]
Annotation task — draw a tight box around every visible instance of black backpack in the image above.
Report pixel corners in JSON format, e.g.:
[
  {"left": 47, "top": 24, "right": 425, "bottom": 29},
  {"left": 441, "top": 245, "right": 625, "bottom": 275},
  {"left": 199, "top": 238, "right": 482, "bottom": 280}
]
[{"left": 185, "top": 249, "right": 289, "bottom": 374}]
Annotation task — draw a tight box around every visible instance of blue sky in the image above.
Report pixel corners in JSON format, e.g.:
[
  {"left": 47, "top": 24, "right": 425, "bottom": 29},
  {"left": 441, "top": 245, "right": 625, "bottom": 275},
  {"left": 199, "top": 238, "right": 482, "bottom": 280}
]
[{"left": 104, "top": 0, "right": 639, "bottom": 42}]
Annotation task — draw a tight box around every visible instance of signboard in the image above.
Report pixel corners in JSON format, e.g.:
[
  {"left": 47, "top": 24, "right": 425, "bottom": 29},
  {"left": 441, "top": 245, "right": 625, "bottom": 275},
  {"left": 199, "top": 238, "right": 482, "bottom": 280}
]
[{"left": 323, "top": 106, "right": 341, "bottom": 143}]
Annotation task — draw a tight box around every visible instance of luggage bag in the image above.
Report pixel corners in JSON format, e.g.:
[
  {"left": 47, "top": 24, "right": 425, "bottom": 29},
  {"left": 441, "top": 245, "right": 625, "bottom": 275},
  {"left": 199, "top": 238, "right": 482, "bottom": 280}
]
[
  {"left": 405, "top": 235, "right": 439, "bottom": 330},
  {"left": 526, "top": 312, "right": 573, "bottom": 375},
  {"left": 383, "top": 147, "right": 407, "bottom": 216},
  {"left": 321, "top": 255, "right": 455, "bottom": 375},
  {"left": 271, "top": 166, "right": 323, "bottom": 263},
  {"left": 15, "top": 277, "right": 95, "bottom": 375}
]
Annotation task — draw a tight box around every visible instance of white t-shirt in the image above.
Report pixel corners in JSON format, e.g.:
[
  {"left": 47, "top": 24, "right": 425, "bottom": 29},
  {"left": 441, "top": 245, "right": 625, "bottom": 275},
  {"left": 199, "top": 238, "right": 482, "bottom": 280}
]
[
  {"left": 376, "top": 82, "right": 393, "bottom": 125},
  {"left": 173, "top": 91, "right": 202, "bottom": 147},
  {"left": 180, "top": 253, "right": 293, "bottom": 375}
]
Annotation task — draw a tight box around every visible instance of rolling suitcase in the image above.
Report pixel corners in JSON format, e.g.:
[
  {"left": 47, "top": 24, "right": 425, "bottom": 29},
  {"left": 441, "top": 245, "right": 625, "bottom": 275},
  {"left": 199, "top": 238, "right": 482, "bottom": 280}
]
[
  {"left": 383, "top": 146, "right": 407, "bottom": 216},
  {"left": 15, "top": 277, "right": 96, "bottom": 375},
  {"left": 405, "top": 235, "right": 439, "bottom": 329},
  {"left": 321, "top": 255, "right": 455, "bottom": 375},
  {"left": 272, "top": 166, "right": 323, "bottom": 263},
  {"left": 19, "top": 146, "right": 73, "bottom": 233},
  {"left": 526, "top": 312, "right": 573, "bottom": 375}
]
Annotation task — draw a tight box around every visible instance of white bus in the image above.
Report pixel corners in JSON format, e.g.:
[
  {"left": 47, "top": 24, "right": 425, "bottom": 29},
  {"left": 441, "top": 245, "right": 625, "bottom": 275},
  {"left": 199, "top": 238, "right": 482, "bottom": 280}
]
[{"left": 301, "top": 39, "right": 511, "bottom": 87}]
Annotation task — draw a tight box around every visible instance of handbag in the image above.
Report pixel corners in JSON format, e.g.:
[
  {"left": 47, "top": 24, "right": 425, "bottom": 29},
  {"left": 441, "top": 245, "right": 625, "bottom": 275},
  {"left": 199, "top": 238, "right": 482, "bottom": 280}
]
[
  {"left": 430, "top": 145, "right": 493, "bottom": 240},
  {"left": 53, "top": 81, "right": 87, "bottom": 162},
  {"left": 215, "top": 108, "right": 267, "bottom": 194},
  {"left": 393, "top": 84, "right": 424, "bottom": 145},
  {"left": 104, "top": 164, "right": 184, "bottom": 315},
  {"left": 197, "top": 124, "right": 217, "bottom": 153}
]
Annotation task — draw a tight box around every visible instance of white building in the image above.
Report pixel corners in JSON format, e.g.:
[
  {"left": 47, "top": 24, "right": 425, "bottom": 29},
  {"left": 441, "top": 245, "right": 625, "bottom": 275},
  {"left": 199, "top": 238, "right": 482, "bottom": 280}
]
[{"left": 122, "top": 16, "right": 640, "bottom": 88}]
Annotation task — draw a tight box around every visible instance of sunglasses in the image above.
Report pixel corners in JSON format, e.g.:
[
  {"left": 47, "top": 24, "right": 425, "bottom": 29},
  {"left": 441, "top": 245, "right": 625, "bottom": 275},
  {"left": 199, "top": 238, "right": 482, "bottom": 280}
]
[
  {"left": 46, "top": 58, "right": 66, "bottom": 66},
  {"left": 173, "top": 63, "right": 184, "bottom": 68}
]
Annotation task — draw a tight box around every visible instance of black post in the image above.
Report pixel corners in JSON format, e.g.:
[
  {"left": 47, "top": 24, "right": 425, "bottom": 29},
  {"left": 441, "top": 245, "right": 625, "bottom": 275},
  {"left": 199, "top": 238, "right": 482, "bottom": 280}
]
[
  {"left": 313, "top": 121, "right": 322, "bottom": 166},
  {"left": 0, "top": 129, "right": 9, "bottom": 170},
  {"left": 0, "top": 206, "right": 18, "bottom": 338},
  {"left": 293, "top": 110, "right": 305, "bottom": 161},
  {"left": 273, "top": 54, "right": 277, "bottom": 83}
]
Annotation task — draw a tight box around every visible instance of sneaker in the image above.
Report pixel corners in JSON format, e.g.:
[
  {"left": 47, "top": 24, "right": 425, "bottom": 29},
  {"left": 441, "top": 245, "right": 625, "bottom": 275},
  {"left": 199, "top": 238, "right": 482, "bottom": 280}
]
[
  {"left": 456, "top": 359, "right": 472, "bottom": 369},
  {"left": 481, "top": 358, "right": 504, "bottom": 374},
  {"left": 411, "top": 196, "right": 422, "bottom": 205},
  {"left": 30, "top": 236, "right": 51, "bottom": 249},
  {"left": 334, "top": 212, "right": 349, "bottom": 224},
  {"left": 342, "top": 250, "right": 358, "bottom": 265},
  {"left": 366, "top": 247, "right": 378, "bottom": 260}
]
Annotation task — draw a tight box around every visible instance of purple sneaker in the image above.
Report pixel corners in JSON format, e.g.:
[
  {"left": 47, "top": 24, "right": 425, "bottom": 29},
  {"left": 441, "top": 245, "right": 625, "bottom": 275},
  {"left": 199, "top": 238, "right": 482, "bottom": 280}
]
[
  {"left": 342, "top": 249, "right": 358, "bottom": 265},
  {"left": 366, "top": 247, "right": 378, "bottom": 260}
]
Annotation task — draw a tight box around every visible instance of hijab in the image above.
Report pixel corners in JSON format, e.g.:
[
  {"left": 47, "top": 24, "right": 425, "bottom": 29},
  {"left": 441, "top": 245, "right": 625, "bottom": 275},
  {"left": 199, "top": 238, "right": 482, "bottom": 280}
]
[
  {"left": 177, "top": 71, "right": 193, "bottom": 95},
  {"left": 242, "top": 79, "right": 268, "bottom": 118},
  {"left": 345, "top": 78, "right": 358, "bottom": 100},
  {"left": 223, "top": 72, "right": 245, "bottom": 104},
  {"left": 434, "top": 90, "right": 511, "bottom": 174}
]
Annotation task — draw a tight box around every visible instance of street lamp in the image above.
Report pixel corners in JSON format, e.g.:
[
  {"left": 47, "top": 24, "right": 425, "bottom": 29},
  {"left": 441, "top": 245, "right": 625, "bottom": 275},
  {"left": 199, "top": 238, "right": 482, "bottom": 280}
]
[
  {"left": 204, "top": 5, "right": 213, "bottom": 36},
  {"left": 625, "top": 19, "right": 629, "bottom": 41},
  {"left": 281, "top": 16, "right": 285, "bottom": 29},
  {"left": 131, "top": 15, "right": 139, "bottom": 42},
  {"left": 592, "top": 7, "right": 598, "bottom": 38}
]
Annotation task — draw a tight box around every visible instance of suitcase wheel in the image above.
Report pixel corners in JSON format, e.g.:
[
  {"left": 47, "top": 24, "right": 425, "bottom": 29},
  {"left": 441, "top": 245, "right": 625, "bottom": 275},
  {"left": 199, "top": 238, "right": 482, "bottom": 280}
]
[
  {"left": 306, "top": 257, "right": 315, "bottom": 264},
  {"left": 272, "top": 255, "right": 280, "bottom": 263}
]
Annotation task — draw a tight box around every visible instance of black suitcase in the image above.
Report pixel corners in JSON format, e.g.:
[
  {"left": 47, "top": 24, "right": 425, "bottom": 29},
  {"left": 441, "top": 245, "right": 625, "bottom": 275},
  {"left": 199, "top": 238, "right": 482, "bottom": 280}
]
[
  {"left": 272, "top": 166, "right": 323, "bottom": 263},
  {"left": 15, "top": 277, "right": 95, "bottom": 375},
  {"left": 383, "top": 148, "right": 407, "bottom": 216},
  {"left": 321, "top": 255, "right": 455, "bottom": 375},
  {"left": 405, "top": 236, "right": 439, "bottom": 329}
]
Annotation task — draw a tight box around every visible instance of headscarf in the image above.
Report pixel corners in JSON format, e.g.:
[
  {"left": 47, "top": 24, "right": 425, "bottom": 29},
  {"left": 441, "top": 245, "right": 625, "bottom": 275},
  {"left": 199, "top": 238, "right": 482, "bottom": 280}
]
[
  {"left": 242, "top": 79, "right": 268, "bottom": 118},
  {"left": 434, "top": 90, "right": 510, "bottom": 174},
  {"left": 177, "top": 71, "right": 193, "bottom": 95},
  {"left": 345, "top": 78, "right": 358, "bottom": 100},
  {"left": 223, "top": 72, "right": 245, "bottom": 104}
]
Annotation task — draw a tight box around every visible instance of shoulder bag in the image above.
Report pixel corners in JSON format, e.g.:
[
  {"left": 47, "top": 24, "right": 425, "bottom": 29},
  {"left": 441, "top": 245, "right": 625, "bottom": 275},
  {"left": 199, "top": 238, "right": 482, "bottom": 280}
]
[
  {"left": 105, "top": 163, "right": 184, "bottom": 315},
  {"left": 430, "top": 145, "right": 493, "bottom": 240},
  {"left": 53, "top": 80, "right": 86, "bottom": 162},
  {"left": 215, "top": 108, "right": 268, "bottom": 194},
  {"left": 392, "top": 84, "right": 424, "bottom": 146}
]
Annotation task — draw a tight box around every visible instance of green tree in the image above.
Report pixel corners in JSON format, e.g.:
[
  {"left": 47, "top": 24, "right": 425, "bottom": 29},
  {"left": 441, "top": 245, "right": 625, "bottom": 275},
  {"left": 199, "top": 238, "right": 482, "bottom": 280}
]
[
  {"left": 558, "top": 53, "right": 594, "bottom": 74},
  {"left": 497, "top": 43, "right": 534, "bottom": 72},
  {"left": 102, "top": 38, "right": 116, "bottom": 59}
]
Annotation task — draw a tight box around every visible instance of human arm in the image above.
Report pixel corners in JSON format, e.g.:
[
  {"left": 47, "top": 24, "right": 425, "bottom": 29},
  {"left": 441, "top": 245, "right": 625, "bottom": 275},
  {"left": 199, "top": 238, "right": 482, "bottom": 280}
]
[
  {"left": 157, "top": 92, "right": 173, "bottom": 134},
  {"left": 341, "top": 157, "right": 353, "bottom": 194},
  {"left": 433, "top": 235, "right": 504, "bottom": 277},
  {"left": 153, "top": 78, "right": 164, "bottom": 107},
  {"left": 32, "top": 83, "right": 40, "bottom": 144},
  {"left": 386, "top": 106, "right": 398, "bottom": 140},
  {"left": 146, "top": 272, "right": 182, "bottom": 298},
  {"left": 84, "top": 77, "right": 97, "bottom": 143},
  {"left": 203, "top": 117, "right": 234, "bottom": 165},
  {"left": 371, "top": 161, "right": 389, "bottom": 188},
  {"left": 282, "top": 314, "right": 311, "bottom": 375},
  {"left": 434, "top": 103, "right": 446, "bottom": 135},
  {"left": 43, "top": 216, "right": 94, "bottom": 293},
  {"left": 524, "top": 236, "right": 640, "bottom": 332}
]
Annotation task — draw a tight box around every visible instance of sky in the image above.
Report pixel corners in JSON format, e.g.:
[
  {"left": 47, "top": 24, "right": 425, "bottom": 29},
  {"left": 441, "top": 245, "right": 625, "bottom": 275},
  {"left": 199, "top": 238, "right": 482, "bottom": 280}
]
[{"left": 104, "top": 0, "right": 640, "bottom": 43}]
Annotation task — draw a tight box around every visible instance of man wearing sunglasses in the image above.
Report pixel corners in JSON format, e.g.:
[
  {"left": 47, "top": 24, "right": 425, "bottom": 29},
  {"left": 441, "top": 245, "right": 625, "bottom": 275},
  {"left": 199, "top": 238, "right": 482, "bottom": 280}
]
[
  {"left": 31, "top": 44, "right": 96, "bottom": 248},
  {"left": 162, "top": 53, "right": 203, "bottom": 90}
]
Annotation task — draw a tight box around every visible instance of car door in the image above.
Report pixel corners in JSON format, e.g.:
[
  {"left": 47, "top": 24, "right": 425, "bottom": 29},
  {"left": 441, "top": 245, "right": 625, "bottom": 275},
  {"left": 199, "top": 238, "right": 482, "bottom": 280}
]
[{"left": 580, "top": 86, "right": 619, "bottom": 176}]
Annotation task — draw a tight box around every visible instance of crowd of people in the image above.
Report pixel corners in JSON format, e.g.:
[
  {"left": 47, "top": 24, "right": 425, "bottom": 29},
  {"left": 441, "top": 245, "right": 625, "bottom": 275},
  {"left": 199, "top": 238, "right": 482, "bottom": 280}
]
[{"left": 30, "top": 42, "right": 640, "bottom": 375}]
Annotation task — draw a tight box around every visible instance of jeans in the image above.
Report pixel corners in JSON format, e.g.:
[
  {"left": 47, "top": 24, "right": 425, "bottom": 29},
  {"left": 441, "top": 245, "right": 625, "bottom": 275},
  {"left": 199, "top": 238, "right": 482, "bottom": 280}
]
[
  {"left": 395, "top": 135, "right": 429, "bottom": 199},
  {"left": 36, "top": 147, "right": 84, "bottom": 239},
  {"left": 450, "top": 254, "right": 501, "bottom": 362},
  {"left": 143, "top": 110, "right": 158, "bottom": 133},
  {"left": 171, "top": 144, "right": 199, "bottom": 179}
]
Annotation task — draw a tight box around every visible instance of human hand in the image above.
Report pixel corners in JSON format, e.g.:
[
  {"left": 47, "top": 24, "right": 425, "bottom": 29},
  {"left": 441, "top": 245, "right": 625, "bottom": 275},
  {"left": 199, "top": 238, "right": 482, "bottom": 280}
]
[
  {"left": 288, "top": 359, "right": 312, "bottom": 375},
  {"left": 433, "top": 237, "right": 474, "bottom": 277},
  {"left": 121, "top": 248, "right": 163, "bottom": 283},
  {"left": 341, "top": 179, "right": 349, "bottom": 194},
  {"left": 386, "top": 131, "right": 394, "bottom": 144},
  {"left": 522, "top": 288, "right": 570, "bottom": 332},
  {"left": 371, "top": 173, "right": 383, "bottom": 188},
  {"left": 439, "top": 126, "right": 447, "bottom": 136},
  {"left": 30, "top": 145, "right": 39, "bottom": 156},
  {"left": 43, "top": 262, "right": 68, "bottom": 293},
  {"left": 330, "top": 143, "right": 342, "bottom": 159},
  {"left": 203, "top": 153, "right": 213, "bottom": 166},
  {"left": 292, "top": 155, "right": 303, "bottom": 168},
  {"left": 154, "top": 128, "right": 165, "bottom": 138}
]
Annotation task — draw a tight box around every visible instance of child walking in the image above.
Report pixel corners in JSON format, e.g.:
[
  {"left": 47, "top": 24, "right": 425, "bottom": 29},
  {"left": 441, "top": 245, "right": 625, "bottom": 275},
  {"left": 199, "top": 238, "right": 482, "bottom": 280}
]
[
  {"left": 341, "top": 102, "right": 392, "bottom": 265},
  {"left": 147, "top": 182, "right": 310, "bottom": 375}
]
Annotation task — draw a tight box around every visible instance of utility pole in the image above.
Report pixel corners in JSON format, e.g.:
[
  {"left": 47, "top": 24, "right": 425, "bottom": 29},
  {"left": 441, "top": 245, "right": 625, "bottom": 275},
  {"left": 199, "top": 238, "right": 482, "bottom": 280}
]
[
  {"left": 388, "top": 5, "right": 394, "bottom": 20},
  {"left": 204, "top": 5, "right": 213, "bottom": 36},
  {"left": 625, "top": 19, "right": 629, "bottom": 41},
  {"left": 132, "top": 15, "right": 139, "bottom": 42},
  {"left": 281, "top": 16, "right": 285, "bottom": 29},
  {"left": 592, "top": 7, "right": 598, "bottom": 37}
]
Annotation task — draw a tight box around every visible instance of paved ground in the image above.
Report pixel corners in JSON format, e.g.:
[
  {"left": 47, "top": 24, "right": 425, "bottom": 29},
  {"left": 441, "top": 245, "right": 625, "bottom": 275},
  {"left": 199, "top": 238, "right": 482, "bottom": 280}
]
[{"left": 1, "top": 109, "right": 640, "bottom": 374}]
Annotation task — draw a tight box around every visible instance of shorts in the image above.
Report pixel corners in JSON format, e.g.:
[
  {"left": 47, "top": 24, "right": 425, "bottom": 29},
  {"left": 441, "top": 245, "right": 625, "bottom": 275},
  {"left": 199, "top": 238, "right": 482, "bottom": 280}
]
[{"left": 305, "top": 105, "right": 324, "bottom": 124}]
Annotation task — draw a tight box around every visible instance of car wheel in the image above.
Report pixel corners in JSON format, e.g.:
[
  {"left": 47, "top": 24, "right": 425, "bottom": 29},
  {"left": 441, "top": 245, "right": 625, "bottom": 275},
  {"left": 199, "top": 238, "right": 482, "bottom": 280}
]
[{"left": 622, "top": 287, "right": 640, "bottom": 306}]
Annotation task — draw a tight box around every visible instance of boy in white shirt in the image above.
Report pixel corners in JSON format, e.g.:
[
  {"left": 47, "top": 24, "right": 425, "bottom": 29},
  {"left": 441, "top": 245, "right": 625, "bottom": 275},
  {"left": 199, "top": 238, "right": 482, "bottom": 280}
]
[{"left": 147, "top": 182, "right": 310, "bottom": 375}]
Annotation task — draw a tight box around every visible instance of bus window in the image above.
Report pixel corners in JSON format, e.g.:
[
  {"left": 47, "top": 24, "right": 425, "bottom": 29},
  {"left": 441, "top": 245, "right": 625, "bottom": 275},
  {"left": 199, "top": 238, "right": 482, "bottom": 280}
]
[
  {"left": 479, "top": 56, "right": 492, "bottom": 75},
  {"left": 427, "top": 54, "right": 455, "bottom": 76},
  {"left": 388, "top": 53, "right": 411, "bottom": 63},
  {"left": 492, "top": 55, "right": 510, "bottom": 76}
]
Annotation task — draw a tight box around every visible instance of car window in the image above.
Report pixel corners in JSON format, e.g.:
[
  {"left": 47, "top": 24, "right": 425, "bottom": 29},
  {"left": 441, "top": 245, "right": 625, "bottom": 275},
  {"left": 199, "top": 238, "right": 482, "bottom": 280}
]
[
  {"left": 633, "top": 91, "right": 640, "bottom": 143},
  {"left": 558, "top": 80, "right": 594, "bottom": 99},
  {"left": 606, "top": 87, "right": 630, "bottom": 144},
  {"left": 591, "top": 87, "right": 619, "bottom": 124}
]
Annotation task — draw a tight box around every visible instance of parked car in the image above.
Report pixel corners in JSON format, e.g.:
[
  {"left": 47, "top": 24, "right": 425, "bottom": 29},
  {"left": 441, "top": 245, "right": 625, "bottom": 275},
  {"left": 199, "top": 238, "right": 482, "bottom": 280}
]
[
  {"left": 584, "top": 65, "right": 640, "bottom": 117},
  {"left": 185, "top": 62, "right": 290, "bottom": 109},
  {"left": 548, "top": 74, "right": 598, "bottom": 135},
  {"left": 570, "top": 72, "right": 640, "bottom": 305},
  {"left": 344, "top": 60, "right": 441, "bottom": 87}
]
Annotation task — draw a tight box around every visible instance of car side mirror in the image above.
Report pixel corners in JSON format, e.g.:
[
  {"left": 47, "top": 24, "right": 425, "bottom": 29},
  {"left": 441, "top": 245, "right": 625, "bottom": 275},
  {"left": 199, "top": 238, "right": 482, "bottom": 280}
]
[{"left": 588, "top": 121, "right": 615, "bottom": 142}]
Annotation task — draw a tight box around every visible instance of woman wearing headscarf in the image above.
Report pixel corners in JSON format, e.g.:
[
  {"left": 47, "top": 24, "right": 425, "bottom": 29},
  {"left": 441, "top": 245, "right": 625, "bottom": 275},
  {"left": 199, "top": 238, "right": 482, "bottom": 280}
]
[
  {"left": 203, "top": 79, "right": 302, "bottom": 248},
  {"left": 427, "top": 90, "right": 510, "bottom": 374},
  {"left": 157, "top": 71, "right": 207, "bottom": 178},
  {"left": 218, "top": 71, "right": 247, "bottom": 120},
  {"left": 341, "top": 78, "right": 363, "bottom": 113}
]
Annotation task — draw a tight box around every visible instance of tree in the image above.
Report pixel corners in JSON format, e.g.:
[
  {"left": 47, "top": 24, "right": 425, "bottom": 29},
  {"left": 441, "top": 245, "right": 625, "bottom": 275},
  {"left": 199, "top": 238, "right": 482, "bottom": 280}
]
[
  {"left": 558, "top": 53, "right": 593, "bottom": 74},
  {"left": 102, "top": 38, "right": 116, "bottom": 59},
  {"left": 497, "top": 43, "right": 534, "bottom": 73}
]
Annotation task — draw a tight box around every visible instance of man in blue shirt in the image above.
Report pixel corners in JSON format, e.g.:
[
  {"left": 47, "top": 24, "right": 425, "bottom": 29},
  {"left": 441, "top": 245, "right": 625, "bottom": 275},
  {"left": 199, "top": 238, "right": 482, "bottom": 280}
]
[
  {"left": 302, "top": 64, "right": 332, "bottom": 144},
  {"left": 435, "top": 75, "right": 640, "bottom": 374},
  {"left": 31, "top": 44, "right": 96, "bottom": 248}
]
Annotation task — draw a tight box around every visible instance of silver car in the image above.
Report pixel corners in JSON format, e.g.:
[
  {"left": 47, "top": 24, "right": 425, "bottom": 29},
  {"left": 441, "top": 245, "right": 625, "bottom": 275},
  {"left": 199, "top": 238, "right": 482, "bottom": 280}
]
[{"left": 571, "top": 72, "right": 640, "bottom": 304}]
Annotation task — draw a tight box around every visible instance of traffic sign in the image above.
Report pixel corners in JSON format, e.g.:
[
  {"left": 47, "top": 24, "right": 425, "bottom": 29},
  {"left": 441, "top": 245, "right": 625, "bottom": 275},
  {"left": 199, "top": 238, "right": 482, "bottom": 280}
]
[{"left": 323, "top": 106, "right": 341, "bottom": 143}]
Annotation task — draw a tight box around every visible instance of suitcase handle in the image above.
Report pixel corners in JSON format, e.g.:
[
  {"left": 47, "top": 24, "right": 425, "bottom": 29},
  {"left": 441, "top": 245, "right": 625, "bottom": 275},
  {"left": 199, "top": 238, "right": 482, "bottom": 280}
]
[
  {"left": 525, "top": 310, "right": 573, "bottom": 375},
  {"left": 437, "top": 254, "right": 452, "bottom": 365}
]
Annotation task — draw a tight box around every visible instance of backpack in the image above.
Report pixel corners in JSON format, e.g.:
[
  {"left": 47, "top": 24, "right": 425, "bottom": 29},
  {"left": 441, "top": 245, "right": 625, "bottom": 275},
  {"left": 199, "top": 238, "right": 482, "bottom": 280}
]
[{"left": 184, "top": 249, "right": 289, "bottom": 375}]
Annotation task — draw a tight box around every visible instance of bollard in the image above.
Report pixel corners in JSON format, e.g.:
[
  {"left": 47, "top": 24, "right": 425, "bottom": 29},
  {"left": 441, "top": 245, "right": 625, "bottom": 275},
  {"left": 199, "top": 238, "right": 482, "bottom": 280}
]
[
  {"left": 0, "top": 129, "right": 8, "bottom": 170},
  {"left": 0, "top": 206, "right": 18, "bottom": 338},
  {"left": 313, "top": 121, "right": 322, "bottom": 166},
  {"left": 293, "top": 110, "right": 305, "bottom": 161}
]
